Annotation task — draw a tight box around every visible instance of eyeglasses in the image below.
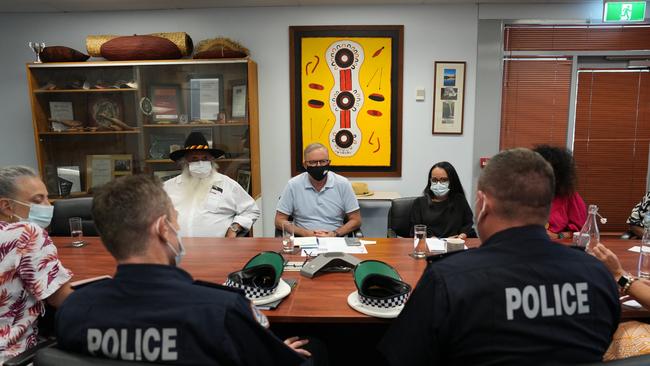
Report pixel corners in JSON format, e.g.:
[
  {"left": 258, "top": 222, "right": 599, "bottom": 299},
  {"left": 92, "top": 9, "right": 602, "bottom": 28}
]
[
  {"left": 305, "top": 159, "right": 331, "bottom": 167},
  {"left": 430, "top": 178, "right": 449, "bottom": 184}
]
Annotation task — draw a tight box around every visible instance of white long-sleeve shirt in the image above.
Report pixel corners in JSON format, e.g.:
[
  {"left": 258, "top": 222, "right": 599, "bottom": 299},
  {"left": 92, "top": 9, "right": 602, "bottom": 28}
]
[{"left": 164, "top": 172, "right": 260, "bottom": 237}]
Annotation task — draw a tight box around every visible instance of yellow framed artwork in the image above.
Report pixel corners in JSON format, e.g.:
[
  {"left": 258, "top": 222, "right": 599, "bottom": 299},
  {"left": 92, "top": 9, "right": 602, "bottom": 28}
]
[{"left": 289, "top": 25, "right": 403, "bottom": 177}]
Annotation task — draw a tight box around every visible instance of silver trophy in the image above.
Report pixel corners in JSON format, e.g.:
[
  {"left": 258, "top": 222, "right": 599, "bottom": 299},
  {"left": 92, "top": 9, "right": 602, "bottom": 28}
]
[{"left": 28, "top": 42, "right": 45, "bottom": 63}]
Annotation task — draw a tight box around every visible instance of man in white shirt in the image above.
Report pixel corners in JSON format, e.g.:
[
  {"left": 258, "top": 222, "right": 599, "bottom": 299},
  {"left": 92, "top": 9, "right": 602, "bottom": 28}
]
[
  {"left": 275, "top": 142, "right": 361, "bottom": 237},
  {"left": 164, "top": 132, "right": 260, "bottom": 238}
]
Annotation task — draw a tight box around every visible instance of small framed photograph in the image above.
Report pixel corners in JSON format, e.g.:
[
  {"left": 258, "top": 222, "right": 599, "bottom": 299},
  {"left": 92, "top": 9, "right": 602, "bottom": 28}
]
[
  {"left": 153, "top": 170, "right": 182, "bottom": 182},
  {"left": 432, "top": 61, "right": 466, "bottom": 135},
  {"left": 86, "top": 154, "right": 132, "bottom": 190},
  {"left": 237, "top": 169, "right": 251, "bottom": 192},
  {"left": 113, "top": 158, "right": 132, "bottom": 173},
  {"left": 150, "top": 85, "right": 181, "bottom": 123},
  {"left": 56, "top": 166, "right": 81, "bottom": 196},
  {"left": 228, "top": 79, "right": 247, "bottom": 121},
  {"left": 190, "top": 77, "right": 224, "bottom": 122}
]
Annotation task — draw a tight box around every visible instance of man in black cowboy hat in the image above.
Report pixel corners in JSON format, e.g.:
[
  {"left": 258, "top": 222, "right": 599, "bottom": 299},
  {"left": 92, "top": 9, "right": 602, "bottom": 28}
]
[{"left": 164, "top": 132, "right": 259, "bottom": 237}]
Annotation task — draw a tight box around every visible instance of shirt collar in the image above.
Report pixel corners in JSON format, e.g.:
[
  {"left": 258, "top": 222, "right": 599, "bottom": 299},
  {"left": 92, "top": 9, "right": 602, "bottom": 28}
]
[
  {"left": 302, "top": 171, "right": 335, "bottom": 190},
  {"left": 480, "top": 225, "right": 549, "bottom": 249},
  {"left": 114, "top": 263, "right": 193, "bottom": 284}
]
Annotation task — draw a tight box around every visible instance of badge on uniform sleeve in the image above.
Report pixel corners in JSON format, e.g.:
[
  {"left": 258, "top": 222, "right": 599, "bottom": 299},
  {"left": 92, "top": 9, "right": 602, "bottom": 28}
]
[
  {"left": 225, "top": 251, "right": 292, "bottom": 306},
  {"left": 347, "top": 260, "right": 412, "bottom": 319}
]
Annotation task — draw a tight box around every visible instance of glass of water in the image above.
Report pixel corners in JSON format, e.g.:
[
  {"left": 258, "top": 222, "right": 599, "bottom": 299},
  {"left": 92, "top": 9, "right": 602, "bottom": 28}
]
[
  {"left": 69, "top": 217, "right": 85, "bottom": 248},
  {"left": 282, "top": 221, "right": 295, "bottom": 254},
  {"left": 412, "top": 224, "right": 428, "bottom": 259}
]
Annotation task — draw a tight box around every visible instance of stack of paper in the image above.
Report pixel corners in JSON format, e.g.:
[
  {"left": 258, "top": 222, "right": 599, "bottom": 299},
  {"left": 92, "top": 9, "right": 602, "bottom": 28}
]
[{"left": 298, "top": 237, "right": 368, "bottom": 256}]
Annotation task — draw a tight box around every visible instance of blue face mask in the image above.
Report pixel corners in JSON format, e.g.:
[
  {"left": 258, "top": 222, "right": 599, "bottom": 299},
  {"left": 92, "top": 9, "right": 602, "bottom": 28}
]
[
  {"left": 430, "top": 182, "right": 450, "bottom": 197},
  {"left": 165, "top": 219, "right": 185, "bottom": 266},
  {"left": 11, "top": 199, "right": 53, "bottom": 229}
]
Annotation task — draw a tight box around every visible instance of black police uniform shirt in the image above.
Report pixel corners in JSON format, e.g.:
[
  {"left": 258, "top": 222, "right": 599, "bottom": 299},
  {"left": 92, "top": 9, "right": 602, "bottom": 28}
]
[
  {"left": 55, "top": 264, "right": 305, "bottom": 366},
  {"left": 379, "top": 225, "right": 620, "bottom": 366}
]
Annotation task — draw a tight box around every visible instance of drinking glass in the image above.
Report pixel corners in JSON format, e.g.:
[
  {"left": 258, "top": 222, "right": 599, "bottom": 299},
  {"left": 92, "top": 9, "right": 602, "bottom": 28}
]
[
  {"left": 69, "top": 217, "right": 85, "bottom": 247},
  {"left": 412, "top": 224, "right": 428, "bottom": 259},
  {"left": 282, "top": 222, "right": 295, "bottom": 253}
]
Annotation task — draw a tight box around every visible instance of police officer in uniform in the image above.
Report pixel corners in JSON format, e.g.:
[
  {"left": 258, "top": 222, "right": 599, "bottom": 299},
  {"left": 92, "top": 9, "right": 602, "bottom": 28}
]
[
  {"left": 379, "top": 148, "right": 620, "bottom": 365},
  {"left": 55, "top": 175, "right": 311, "bottom": 365}
]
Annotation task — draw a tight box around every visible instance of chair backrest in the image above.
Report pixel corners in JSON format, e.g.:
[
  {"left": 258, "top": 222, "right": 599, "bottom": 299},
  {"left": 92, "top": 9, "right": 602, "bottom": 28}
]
[
  {"left": 581, "top": 354, "right": 650, "bottom": 365},
  {"left": 50, "top": 197, "right": 98, "bottom": 236},
  {"left": 388, "top": 196, "right": 418, "bottom": 238},
  {"left": 35, "top": 347, "right": 165, "bottom": 366}
]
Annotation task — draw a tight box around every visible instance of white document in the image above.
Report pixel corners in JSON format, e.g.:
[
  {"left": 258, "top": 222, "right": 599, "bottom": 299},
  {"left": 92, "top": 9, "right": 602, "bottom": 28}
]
[
  {"left": 90, "top": 157, "right": 112, "bottom": 187},
  {"left": 425, "top": 238, "right": 446, "bottom": 251},
  {"left": 623, "top": 299, "right": 643, "bottom": 309},
  {"left": 300, "top": 237, "right": 368, "bottom": 256},
  {"left": 50, "top": 101, "right": 74, "bottom": 120},
  {"left": 628, "top": 246, "right": 650, "bottom": 253},
  {"left": 198, "top": 79, "right": 220, "bottom": 120},
  {"left": 232, "top": 85, "right": 247, "bottom": 118},
  {"left": 294, "top": 237, "right": 318, "bottom": 248}
]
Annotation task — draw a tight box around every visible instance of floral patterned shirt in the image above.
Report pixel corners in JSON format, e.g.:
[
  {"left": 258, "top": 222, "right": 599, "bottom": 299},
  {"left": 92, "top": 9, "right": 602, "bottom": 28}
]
[
  {"left": 628, "top": 192, "right": 650, "bottom": 227},
  {"left": 0, "top": 221, "right": 72, "bottom": 362}
]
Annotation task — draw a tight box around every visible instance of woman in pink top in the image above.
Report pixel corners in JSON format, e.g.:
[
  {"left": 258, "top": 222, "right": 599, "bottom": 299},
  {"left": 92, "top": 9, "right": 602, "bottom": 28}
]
[{"left": 533, "top": 145, "right": 587, "bottom": 240}]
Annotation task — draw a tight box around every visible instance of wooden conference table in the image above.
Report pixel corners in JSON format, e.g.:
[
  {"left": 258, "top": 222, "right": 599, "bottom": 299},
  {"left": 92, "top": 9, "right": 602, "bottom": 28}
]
[{"left": 54, "top": 237, "right": 647, "bottom": 323}]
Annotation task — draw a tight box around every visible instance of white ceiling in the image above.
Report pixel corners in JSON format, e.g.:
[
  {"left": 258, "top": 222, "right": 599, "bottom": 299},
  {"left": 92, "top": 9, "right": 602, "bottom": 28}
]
[{"left": 0, "top": 0, "right": 597, "bottom": 13}]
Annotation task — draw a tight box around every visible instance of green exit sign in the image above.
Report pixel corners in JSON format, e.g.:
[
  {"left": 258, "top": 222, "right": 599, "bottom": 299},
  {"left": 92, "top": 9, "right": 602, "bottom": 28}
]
[{"left": 603, "top": 1, "right": 646, "bottom": 22}]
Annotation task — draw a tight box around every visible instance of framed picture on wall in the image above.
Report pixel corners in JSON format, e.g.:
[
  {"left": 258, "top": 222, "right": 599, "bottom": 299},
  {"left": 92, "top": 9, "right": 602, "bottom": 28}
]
[
  {"left": 289, "top": 25, "right": 404, "bottom": 177},
  {"left": 189, "top": 75, "right": 224, "bottom": 122},
  {"left": 149, "top": 85, "right": 181, "bottom": 123},
  {"left": 432, "top": 61, "right": 466, "bottom": 134},
  {"left": 86, "top": 154, "right": 133, "bottom": 190},
  {"left": 228, "top": 79, "right": 247, "bottom": 122}
]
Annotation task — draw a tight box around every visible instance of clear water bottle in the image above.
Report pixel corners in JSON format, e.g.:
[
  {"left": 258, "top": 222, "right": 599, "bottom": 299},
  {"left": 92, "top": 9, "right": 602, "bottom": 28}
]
[
  {"left": 575, "top": 204, "right": 601, "bottom": 252},
  {"left": 638, "top": 215, "right": 650, "bottom": 279}
]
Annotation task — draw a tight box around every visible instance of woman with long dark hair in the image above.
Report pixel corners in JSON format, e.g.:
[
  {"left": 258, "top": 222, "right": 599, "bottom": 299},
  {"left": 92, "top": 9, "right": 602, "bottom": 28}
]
[
  {"left": 409, "top": 161, "right": 474, "bottom": 238},
  {"left": 533, "top": 145, "right": 587, "bottom": 240}
]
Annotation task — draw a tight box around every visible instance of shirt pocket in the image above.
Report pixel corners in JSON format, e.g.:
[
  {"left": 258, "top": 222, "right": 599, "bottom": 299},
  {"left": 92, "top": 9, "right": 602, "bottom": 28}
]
[{"left": 203, "top": 191, "right": 227, "bottom": 213}]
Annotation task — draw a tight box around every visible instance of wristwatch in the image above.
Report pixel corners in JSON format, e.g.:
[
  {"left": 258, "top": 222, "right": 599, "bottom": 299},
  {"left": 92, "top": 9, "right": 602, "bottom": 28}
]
[
  {"left": 229, "top": 223, "right": 241, "bottom": 234},
  {"left": 617, "top": 274, "right": 638, "bottom": 294}
]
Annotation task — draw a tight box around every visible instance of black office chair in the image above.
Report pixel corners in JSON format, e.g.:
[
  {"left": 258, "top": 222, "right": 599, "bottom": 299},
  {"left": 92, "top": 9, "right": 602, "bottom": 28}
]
[
  {"left": 49, "top": 197, "right": 98, "bottom": 236},
  {"left": 387, "top": 197, "right": 418, "bottom": 238},
  {"left": 582, "top": 354, "right": 650, "bottom": 365},
  {"left": 34, "top": 347, "right": 166, "bottom": 366}
]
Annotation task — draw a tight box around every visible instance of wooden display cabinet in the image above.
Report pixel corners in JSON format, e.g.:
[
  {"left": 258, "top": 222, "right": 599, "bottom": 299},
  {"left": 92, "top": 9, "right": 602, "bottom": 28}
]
[{"left": 26, "top": 59, "right": 260, "bottom": 200}]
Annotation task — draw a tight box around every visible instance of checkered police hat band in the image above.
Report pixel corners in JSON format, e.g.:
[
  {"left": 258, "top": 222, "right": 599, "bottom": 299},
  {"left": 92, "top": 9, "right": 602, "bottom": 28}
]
[
  {"left": 358, "top": 292, "right": 409, "bottom": 308},
  {"left": 224, "top": 279, "right": 277, "bottom": 299}
]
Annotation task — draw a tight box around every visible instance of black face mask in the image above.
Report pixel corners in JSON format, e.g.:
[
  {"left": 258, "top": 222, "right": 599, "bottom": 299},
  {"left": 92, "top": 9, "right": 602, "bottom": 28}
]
[{"left": 306, "top": 165, "right": 329, "bottom": 181}]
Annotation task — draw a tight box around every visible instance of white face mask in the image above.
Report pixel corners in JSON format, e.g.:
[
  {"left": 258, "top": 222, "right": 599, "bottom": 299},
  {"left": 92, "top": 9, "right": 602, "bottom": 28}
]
[
  {"left": 430, "top": 181, "right": 450, "bottom": 197},
  {"left": 474, "top": 192, "right": 487, "bottom": 241},
  {"left": 10, "top": 199, "right": 53, "bottom": 229},
  {"left": 164, "top": 219, "right": 185, "bottom": 266},
  {"left": 188, "top": 161, "right": 213, "bottom": 179}
]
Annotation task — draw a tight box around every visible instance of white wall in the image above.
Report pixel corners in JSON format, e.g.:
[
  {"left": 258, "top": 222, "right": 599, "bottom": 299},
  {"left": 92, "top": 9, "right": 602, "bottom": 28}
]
[
  {"left": 0, "top": 4, "right": 480, "bottom": 236},
  {"left": 1, "top": 2, "right": 607, "bottom": 236}
]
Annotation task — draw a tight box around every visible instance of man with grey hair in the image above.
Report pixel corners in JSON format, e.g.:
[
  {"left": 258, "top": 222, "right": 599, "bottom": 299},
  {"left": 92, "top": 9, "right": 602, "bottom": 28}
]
[
  {"left": 56, "top": 174, "right": 311, "bottom": 364},
  {"left": 0, "top": 166, "right": 72, "bottom": 362},
  {"left": 380, "top": 148, "right": 619, "bottom": 365},
  {"left": 275, "top": 142, "right": 361, "bottom": 237},
  {"left": 164, "top": 132, "right": 260, "bottom": 237}
]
